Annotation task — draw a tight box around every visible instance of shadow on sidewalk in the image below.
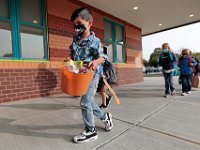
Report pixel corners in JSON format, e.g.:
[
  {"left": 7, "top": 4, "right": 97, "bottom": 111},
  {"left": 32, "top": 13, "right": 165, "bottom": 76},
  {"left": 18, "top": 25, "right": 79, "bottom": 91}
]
[
  {"left": 0, "top": 117, "right": 82, "bottom": 142},
  {"left": 0, "top": 103, "right": 78, "bottom": 111}
]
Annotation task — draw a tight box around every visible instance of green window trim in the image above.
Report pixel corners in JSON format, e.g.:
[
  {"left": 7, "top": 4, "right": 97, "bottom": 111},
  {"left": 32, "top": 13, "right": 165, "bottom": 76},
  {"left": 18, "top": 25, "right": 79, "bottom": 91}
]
[
  {"left": 104, "top": 18, "right": 126, "bottom": 63},
  {"left": 0, "top": 0, "right": 48, "bottom": 61}
]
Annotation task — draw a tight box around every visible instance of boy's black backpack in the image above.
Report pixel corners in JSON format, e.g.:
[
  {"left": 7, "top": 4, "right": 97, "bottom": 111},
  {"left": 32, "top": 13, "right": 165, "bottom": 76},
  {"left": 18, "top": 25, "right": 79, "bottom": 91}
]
[{"left": 103, "top": 60, "right": 117, "bottom": 84}]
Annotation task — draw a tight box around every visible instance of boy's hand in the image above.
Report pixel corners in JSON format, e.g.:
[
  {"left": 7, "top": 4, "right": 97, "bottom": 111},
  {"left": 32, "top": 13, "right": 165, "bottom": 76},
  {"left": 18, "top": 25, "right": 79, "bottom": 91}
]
[
  {"left": 101, "top": 74, "right": 106, "bottom": 78},
  {"left": 189, "top": 63, "right": 193, "bottom": 66},
  {"left": 88, "top": 60, "right": 98, "bottom": 71}
]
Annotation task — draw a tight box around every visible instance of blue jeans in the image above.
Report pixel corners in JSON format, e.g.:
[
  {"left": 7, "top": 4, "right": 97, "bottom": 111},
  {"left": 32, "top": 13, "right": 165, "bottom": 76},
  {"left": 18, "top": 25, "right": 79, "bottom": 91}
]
[
  {"left": 163, "top": 71, "right": 175, "bottom": 95},
  {"left": 80, "top": 73, "right": 106, "bottom": 132},
  {"left": 181, "top": 74, "right": 192, "bottom": 93}
]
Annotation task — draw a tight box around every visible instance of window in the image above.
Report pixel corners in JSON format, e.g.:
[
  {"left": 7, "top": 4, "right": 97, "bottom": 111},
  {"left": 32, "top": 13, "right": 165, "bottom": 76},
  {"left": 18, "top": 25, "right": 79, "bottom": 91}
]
[
  {"left": 104, "top": 19, "right": 125, "bottom": 63},
  {"left": 0, "top": 0, "right": 47, "bottom": 60},
  {"left": 0, "top": 0, "right": 13, "bottom": 58}
]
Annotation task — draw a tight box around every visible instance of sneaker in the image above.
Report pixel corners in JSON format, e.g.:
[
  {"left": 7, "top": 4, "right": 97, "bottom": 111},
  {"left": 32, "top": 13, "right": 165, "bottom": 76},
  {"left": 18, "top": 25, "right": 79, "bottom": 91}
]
[
  {"left": 106, "top": 95, "right": 113, "bottom": 107},
  {"left": 181, "top": 92, "right": 188, "bottom": 96},
  {"left": 99, "top": 104, "right": 108, "bottom": 110},
  {"left": 74, "top": 128, "right": 98, "bottom": 144},
  {"left": 171, "top": 90, "right": 176, "bottom": 96},
  {"left": 164, "top": 94, "right": 170, "bottom": 98},
  {"left": 187, "top": 91, "right": 191, "bottom": 94},
  {"left": 103, "top": 113, "right": 113, "bottom": 131}
]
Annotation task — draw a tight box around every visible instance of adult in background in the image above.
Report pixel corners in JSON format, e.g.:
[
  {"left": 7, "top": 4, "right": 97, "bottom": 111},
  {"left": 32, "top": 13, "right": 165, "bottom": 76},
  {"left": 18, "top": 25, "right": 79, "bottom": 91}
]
[{"left": 159, "top": 43, "right": 177, "bottom": 98}]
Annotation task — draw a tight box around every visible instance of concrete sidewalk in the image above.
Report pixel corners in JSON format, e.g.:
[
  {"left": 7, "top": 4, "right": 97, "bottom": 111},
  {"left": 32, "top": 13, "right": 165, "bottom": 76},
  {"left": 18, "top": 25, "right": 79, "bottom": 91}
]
[{"left": 0, "top": 77, "right": 200, "bottom": 150}]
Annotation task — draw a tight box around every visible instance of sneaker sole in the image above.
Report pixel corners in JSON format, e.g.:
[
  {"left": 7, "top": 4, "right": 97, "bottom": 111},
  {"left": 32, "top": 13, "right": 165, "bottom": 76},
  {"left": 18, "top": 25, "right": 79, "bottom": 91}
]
[{"left": 74, "top": 135, "right": 98, "bottom": 144}]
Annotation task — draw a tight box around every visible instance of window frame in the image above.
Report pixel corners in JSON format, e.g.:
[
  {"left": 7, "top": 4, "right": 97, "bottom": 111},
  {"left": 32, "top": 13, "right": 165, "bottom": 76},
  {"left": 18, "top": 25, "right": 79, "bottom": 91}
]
[
  {"left": 104, "top": 18, "right": 126, "bottom": 63},
  {"left": 0, "top": 0, "right": 48, "bottom": 61}
]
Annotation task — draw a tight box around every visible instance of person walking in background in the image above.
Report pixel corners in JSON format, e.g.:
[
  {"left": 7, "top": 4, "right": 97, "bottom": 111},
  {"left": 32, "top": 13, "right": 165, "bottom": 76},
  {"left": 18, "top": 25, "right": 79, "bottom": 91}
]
[
  {"left": 159, "top": 43, "right": 177, "bottom": 98},
  {"left": 97, "top": 47, "right": 113, "bottom": 109},
  {"left": 179, "top": 49, "right": 197, "bottom": 96}
]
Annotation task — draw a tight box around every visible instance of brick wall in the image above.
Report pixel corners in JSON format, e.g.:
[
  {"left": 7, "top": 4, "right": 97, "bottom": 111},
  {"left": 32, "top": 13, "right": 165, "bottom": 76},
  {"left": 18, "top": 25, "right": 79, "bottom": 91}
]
[
  {"left": 0, "top": 62, "right": 62, "bottom": 103},
  {"left": 116, "top": 68, "right": 143, "bottom": 85},
  {"left": 0, "top": 0, "right": 143, "bottom": 103}
]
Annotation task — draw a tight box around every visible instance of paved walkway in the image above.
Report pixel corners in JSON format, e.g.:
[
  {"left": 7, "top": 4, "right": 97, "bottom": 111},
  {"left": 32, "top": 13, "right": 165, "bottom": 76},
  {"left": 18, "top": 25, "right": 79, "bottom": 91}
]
[{"left": 0, "top": 77, "right": 200, "bottom": 150}]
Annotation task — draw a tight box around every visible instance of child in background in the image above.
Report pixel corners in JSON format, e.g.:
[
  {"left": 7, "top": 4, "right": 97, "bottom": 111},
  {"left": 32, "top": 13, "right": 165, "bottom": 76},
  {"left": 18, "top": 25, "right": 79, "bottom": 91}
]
[
  {"left": 97, "top": 47, "right": 113, "bottom": 109},
  {"left": 178, "top": 49, "right": 197, "bottom": 96},
  {"left": 159, "top": 43, "right": 177, "bottom": 98},
  {"left": 68, "top": 7, "right": 113, "bottom": 144}
]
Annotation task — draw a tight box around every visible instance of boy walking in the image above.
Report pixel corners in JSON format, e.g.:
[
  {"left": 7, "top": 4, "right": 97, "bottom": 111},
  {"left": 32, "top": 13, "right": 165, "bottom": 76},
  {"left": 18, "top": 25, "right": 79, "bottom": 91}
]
[
  {"left": 97, "top": 47, "right": 113, "bottom": 109},
  {"left": 179, "top": 49, "right": 197, "bottom": 96},
  {"left": 68, "top": 8, "right": 113, "bottom": 143}
]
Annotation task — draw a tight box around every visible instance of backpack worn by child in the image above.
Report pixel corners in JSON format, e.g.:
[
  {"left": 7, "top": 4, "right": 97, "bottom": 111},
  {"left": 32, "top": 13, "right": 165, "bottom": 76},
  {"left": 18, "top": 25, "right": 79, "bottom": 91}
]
[
  {"left": 103, "top": 60, "right": 117, "bottom": 84},
  {"left": 160, "top": 52, "right": 176, "bottom": 70}
]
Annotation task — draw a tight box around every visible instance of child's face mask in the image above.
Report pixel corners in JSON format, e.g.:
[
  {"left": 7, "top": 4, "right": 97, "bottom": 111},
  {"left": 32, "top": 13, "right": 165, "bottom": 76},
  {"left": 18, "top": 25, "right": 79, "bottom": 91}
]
[
  {"left": 74, "top": 24, "right": 87, "bottom": 37},
  {"left": 163, "top": 49, "right": 168, "bottom": 53},
  {"left": 182, "top": 52, "right": 188, "bottom": 58}
]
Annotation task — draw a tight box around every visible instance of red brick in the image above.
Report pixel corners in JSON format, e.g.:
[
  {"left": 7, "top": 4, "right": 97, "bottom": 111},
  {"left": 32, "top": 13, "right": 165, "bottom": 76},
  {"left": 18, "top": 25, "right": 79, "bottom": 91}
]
[
  {"left": 2, "top": 89, "right": 12, "bottom": 94},
  {"left": 15, "top": 69, "right": 24, "bottom": 72},
  {"left": 21, "top": 96, "right": 30, "bottom": 99},
  {"left": 16, "top": 77, "right": 24, "bottom": 80},
  {"left": 12, "top": 89, "right": 22, "bottom": 93},
  {"left": 9, "top": 93, "right": 17, "bottom": 98},
  {"left": 0, "top": 86, "right": 6, "bottom": 90},
  {"left": 21, "top": 80, "right": 29, "bottom": 84},
  {"left": 0, "top": 95, "right": 7, "bottom": 99},
  {"left": 5, "top": 69, "right": 14, "bottom": 73},
  {"left": 17, "top": 92, "right": 26, "bottom": 97},
  {"left": 6, "top": 77, "right": 16, "bottom": 81},
  {"left": 0, "top": 69, "right": 5, "bottom": 73},
  {"left": 15, "top": 84, "right": 25, "bottom": 88},
  {"left": 12, "top": 97, "right": 21, "bottom": 101},
  {"left": 6, "top": 85, "right": 16, "bottom": 89},
  {"left": 11, "top": 81, "right": 21, "bottom": 85},
  {"left": 0, "top": 73, "right": 10, "bottom": 77},
  {"left": 1, "top": 81, "right": 10, "bottom": 86},
  {"left": 20, "top": 72, "right": 28, "bottom": 76},
  {"left": 0, "top": 78, "right": 5, "bottom": 82},
  {"left": 3, "top": 98, "right": 12, "bottom": 103},
  {"left": 10, "top": 72, "right": 20, "bottom": 76}
]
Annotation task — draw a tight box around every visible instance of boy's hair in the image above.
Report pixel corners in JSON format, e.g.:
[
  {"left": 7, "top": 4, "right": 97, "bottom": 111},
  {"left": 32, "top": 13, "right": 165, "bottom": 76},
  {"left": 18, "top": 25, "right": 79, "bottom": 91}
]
[
  {"left": 71, "top": 7, "right": 93, "bottom": 22},
  {"left": 182, "top": 49, "right": 190, "bottom": 55}
]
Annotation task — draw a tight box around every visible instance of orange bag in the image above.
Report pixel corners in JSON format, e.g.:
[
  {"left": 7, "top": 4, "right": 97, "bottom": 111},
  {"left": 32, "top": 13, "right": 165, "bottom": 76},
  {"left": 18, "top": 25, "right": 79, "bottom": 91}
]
[{"left": 61, "top": 66, "right": 94, "bottom": 96}]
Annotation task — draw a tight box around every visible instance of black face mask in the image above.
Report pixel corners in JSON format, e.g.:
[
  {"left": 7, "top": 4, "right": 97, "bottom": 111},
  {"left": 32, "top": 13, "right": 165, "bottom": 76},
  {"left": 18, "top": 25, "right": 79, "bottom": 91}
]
[{"left": 74, "top": 24, "right": 87, "bottom": 37}]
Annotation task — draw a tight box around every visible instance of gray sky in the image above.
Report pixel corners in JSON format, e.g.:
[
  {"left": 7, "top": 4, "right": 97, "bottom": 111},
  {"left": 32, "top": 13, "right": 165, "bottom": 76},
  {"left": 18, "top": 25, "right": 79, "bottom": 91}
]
[{"left": 142, "top": 22, "right": 200, "bottom": 61}]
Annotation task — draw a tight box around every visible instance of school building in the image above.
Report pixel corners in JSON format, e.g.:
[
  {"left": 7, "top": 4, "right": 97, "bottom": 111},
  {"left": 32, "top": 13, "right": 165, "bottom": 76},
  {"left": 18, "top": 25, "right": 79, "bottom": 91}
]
[{"left": 0, "top": 0, "right": 199, "bottom": 103}]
